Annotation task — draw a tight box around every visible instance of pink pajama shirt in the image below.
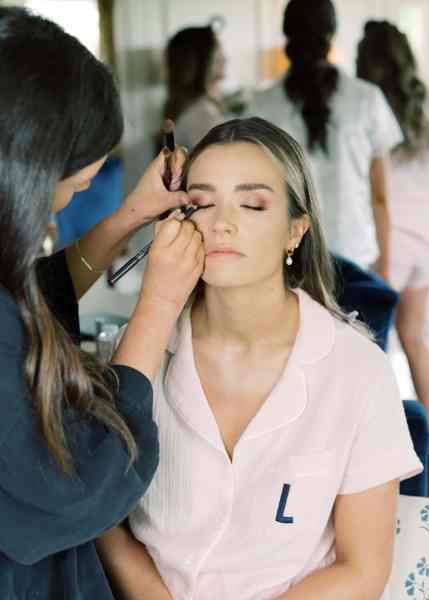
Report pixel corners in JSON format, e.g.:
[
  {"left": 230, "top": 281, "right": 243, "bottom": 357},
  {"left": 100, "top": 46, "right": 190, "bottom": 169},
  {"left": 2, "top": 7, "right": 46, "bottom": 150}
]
[{"left": 130, "top": 289, "right": 422, "bottom": 600}]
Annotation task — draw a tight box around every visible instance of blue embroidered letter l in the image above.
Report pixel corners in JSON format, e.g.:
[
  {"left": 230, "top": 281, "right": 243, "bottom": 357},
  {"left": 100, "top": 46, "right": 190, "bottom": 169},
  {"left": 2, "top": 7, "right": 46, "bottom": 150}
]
[{"left": 275, "top": 484, "right": 294, "bottom": 524}]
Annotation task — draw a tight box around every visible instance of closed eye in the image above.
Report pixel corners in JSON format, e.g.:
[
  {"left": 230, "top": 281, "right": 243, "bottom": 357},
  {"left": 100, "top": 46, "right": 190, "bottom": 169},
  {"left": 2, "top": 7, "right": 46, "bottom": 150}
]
[
  {"left": 194, "top": 204, "right": 214, "bottom": 210},
  {"left": 242, "top": 205, "right": 265, "bottom": 211}
]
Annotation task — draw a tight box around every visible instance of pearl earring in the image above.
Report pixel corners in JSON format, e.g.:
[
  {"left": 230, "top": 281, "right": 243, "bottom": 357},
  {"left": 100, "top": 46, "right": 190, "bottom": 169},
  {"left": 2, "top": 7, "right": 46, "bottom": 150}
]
[{"left": 286, "top": 243, "right": 300, "bottom": 267}]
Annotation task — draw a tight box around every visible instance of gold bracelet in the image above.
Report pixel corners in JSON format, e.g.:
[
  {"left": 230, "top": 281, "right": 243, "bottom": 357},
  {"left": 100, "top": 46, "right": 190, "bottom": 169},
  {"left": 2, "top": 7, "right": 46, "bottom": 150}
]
[{"left": 75, "top": 239, "right": 104, "bottom": 274}]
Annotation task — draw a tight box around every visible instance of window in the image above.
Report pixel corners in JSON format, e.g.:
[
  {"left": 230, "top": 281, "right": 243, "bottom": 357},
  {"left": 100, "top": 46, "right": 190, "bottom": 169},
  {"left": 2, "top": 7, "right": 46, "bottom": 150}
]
[{"left": 24, "top": 0, "right": 99, "bottom": 57}]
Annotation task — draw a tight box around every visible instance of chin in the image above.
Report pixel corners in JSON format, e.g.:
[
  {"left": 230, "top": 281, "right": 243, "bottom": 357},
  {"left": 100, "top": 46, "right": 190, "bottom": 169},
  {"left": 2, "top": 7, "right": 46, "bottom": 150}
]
[{"left": 201, "top": 267, "right": 255, "bottom": 289}]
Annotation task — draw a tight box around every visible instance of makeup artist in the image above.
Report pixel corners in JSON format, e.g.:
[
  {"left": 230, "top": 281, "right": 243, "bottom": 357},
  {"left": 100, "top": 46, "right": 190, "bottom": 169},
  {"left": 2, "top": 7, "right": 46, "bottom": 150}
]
[{"left": 0, "top": 8, "right": 204, "bottom": 600}]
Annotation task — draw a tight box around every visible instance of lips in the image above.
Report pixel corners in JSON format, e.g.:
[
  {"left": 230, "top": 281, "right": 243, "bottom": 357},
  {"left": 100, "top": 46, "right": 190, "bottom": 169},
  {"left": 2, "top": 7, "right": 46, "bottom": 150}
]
[{"left": 206, "top": 247, "right": 244, "bottom": 257}]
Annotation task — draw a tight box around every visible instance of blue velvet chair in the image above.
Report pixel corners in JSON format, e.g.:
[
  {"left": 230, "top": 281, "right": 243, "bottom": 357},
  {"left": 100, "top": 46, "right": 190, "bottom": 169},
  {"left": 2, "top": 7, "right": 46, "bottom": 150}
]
[
  {"left": 56, "top": 155, "right": 123, "bottom": 247},
  {"left": 400, "top": 401, "right": 429, "bottom": 497},
  {"left": 333, "top": 255, "right": 400, "bottom": 351}
]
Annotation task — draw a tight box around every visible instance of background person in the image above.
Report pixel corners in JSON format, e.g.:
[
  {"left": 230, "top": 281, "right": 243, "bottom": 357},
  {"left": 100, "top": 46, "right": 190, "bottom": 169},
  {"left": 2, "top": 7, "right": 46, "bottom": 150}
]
[
  {"left": 247, "top": 0, "right": 403, "bottom": 349},
  {"left": 163, "top": 25, "right": 227, "bottom": 150},
  {"left": 357, "top": 20, "right": 429, "bottom": 414}
]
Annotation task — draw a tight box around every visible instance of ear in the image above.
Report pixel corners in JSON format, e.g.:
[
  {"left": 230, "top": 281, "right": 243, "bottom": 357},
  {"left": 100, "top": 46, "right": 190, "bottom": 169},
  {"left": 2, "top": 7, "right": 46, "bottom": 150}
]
[{"left": 286, "top": 215, "right": 310, "bottom": 251}]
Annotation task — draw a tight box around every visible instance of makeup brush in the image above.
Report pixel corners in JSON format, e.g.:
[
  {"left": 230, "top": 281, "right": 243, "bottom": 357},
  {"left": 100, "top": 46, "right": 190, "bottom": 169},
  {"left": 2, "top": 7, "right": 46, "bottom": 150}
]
[
  {"left": 162, "top": 118, "right": 176, "bottom": 191},
  {"left": 108, "top": 119, "right": 192, "bottom": 285},
  {"left": 108, "top": 205, "right": 199, "bottom": 286}
]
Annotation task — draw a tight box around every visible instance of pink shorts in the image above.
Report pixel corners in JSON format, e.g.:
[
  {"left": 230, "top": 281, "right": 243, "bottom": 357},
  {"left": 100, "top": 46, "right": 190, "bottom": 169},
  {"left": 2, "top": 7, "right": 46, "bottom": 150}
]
[{"left": 390, "top": 228, "right": 429, "bottom": 291}]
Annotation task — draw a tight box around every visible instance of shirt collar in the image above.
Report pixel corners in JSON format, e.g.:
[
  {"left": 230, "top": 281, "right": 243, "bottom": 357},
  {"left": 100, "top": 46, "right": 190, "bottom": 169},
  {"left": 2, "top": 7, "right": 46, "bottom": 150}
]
[{"left": 163, "top": 288, "right": 336, "bottom": 449}]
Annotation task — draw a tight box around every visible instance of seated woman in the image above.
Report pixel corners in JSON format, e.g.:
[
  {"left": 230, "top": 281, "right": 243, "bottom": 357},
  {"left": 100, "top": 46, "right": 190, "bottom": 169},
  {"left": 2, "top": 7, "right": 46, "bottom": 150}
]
[{"left": 97, "top": 118, "right": 422, "bottom": 600}]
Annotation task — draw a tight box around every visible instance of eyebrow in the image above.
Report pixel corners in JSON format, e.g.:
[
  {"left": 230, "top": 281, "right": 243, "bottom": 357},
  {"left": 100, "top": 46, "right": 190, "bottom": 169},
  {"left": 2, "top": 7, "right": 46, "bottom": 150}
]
[{"left": 187, "top": 183, "right": 275, "bottom": 193}]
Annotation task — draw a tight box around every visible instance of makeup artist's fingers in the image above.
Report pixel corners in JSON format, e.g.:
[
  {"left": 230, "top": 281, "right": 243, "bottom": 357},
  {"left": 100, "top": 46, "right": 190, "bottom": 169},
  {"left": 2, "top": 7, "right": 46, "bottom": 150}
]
[
  {"left": 122, "top": 152, "right": 190, "bottom": 227},
  {"left": 167, "top": 189, "right": 189, "bottom": 206},
  {"left": 166, "top": 219, "right": 197, "bottom": 253},
  {"left": 193, "top": 244, "right": 206, "bottom": 273},
  {"left": 169, "top": 146, "right": 188, "bottom": 186},
  {"left": 153, "top": 209, "right": 184, "bottom": 244},
  {"left": 184, "top": 229, "right": 204, "bottom": 259},
  {"left": 141, "top": 214, "right": 204, "bottom": 312}
]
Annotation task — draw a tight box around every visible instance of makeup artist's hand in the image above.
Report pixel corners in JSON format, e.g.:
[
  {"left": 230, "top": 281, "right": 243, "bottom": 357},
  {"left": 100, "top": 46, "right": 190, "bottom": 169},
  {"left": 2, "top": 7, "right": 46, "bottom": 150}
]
[
  {"left": 139, "top": 210, "right": 204, "bottom": 313},
  {"left": 122, "top": 147, "right": 189, "bottom": 227}
]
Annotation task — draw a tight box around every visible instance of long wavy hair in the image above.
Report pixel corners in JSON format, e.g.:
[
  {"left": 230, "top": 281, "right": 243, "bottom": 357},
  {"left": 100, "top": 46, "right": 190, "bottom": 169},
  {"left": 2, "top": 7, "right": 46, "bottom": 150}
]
[
  {"left": 357, "top": 20, "right": 429, "bottom": 157},
  {"left": 282, "top": 0, "right": 339, "bottom": 155},
  {"left": 0, "top": 9, "right": 137, "bottom": 473},
  {"left": 163, "top": 26, "right": 219, "bottom": 123},
  {"left": 183, "top": 117, "right": 370, "bottom": 335}
]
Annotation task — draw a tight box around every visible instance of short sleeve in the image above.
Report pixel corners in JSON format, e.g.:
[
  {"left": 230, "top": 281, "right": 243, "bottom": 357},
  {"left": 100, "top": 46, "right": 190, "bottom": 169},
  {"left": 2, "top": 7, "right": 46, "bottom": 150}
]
[
  {"left": 339, "top": 356, "right": 423, "bottom": 495},
  {"left": 0, "top": 316, "right": 159, "bottom": 566},
  {"left": 368, "top": 85, "right": 403, "bottom": 157}
]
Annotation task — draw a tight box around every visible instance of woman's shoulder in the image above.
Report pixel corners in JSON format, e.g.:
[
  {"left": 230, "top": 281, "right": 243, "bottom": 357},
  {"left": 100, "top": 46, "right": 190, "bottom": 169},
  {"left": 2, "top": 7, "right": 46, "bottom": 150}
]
[
  {"left": 329, "top": 314, "right": 395, "bottom": 389},
  {"left": 0, "top": 283, "right": 17, "bottom": 310},
  {"left": 178, "top": 97, "right": 222, "bottom": 122},
  {"left": 336, "top": 68, "right": 374, "bottom": 93},
  {"left": 333, "top": 314, "right": 384, "bottom": 358},
  {"left": 0, "top": 285, "right": 25, "bottom": 351},
  {"left": 334, "top": 68, "right": 384, "bottom": 110},
  {"left": 299, "top": 289, "right": 388, "bottom": 375}
]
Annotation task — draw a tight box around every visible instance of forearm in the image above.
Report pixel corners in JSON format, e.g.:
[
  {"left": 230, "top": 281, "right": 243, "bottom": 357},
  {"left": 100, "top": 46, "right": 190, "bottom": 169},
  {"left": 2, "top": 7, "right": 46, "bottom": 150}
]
[
  {"left": 96, "top": 524, "right": 171, "bottom": 600},
  {"left": 111, "top": 297, "right": 179, "bottom": 383},
  {"left": 65, "top": 201, "right": 147, "bottom": 299},
  {"left": 277, "top": 561, "right": 385, "bottom": 600},
  {"left": 372, "top": 201, "right": 391, "bottom": 273},
  {"left": 370, "top": 154, "right": 391, "bottom": 278}
]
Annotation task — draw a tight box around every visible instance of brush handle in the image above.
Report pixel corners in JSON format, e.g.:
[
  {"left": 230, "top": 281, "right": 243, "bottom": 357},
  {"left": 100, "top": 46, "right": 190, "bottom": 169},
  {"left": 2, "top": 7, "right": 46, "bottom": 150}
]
[
  {"left": 108, "top": 241, "right": 151, "bottom": 285},
  {"left": 107, "top": 206, "right": 198, "bottom": 286}
]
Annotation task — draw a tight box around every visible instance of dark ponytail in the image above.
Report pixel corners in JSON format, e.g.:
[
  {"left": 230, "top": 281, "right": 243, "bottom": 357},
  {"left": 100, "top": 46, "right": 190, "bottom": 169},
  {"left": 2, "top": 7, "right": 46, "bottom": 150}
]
[
  {"left": 357, "top": 20, "right": 429, "bottom": 156},
  {"left": 283, "top": 0, "right": 339, "bottom": 154}
]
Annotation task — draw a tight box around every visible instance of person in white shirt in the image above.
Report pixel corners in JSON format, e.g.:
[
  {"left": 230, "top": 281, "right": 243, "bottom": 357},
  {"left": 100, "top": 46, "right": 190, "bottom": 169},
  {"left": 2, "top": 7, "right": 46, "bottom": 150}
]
[
  {"left": 357, "top": 20, "right": 429, "bottom": 414},
  {"left": 246, "top": 0, "right": 404, "bottom": 351},
  {"left": 97, "top": 117, "right": 422, "bottom": 600},
  {"left": 163, "top": 25, "right": 226, "bottom": 151}
]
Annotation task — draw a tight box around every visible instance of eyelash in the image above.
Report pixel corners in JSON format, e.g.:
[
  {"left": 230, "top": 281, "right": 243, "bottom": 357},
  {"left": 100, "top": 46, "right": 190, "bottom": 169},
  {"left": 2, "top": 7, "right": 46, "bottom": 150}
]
[{"left": 194, "top": 204, "right": 265, "bottom": 212}]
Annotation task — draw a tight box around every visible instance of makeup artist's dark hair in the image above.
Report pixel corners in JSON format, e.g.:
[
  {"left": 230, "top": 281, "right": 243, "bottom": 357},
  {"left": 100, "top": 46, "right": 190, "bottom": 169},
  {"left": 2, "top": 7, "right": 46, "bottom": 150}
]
[
  {"left": 357, "top": 20, "right": 429, "bottom": 157},
  {"left": 0, "top": 8, "right": 137, "bottom": 473},
  {"left": 185, "top": 117, "right": 370, "bottom": 335},
  {"left": 164, "top": 25, "right": 220, "bottom": 123},
  {"left": 282, "top": 0, "right": 339, "bottom": 154}
]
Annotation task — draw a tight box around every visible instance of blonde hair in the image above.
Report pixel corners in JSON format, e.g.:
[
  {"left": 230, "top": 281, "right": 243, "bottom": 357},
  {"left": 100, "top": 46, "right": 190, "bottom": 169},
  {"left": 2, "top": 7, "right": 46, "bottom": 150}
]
[{"left": 185, "top": 117, "right": 372, "bottom": 338}]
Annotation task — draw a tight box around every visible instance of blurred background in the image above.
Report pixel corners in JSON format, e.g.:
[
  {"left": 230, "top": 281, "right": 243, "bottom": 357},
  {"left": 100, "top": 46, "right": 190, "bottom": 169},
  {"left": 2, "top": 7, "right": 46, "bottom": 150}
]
[
  {"left": 5, "top": 0, "right": 429, "bottom": 398},
  {"left": 6, "top": 0, "right": 428, "bottom": 192}
]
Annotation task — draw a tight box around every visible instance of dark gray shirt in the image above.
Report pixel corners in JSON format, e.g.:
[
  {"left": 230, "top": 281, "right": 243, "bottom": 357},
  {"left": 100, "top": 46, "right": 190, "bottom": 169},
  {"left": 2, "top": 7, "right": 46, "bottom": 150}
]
[{"left": 0, "top": 251, "right": 159, "bottom": 599}]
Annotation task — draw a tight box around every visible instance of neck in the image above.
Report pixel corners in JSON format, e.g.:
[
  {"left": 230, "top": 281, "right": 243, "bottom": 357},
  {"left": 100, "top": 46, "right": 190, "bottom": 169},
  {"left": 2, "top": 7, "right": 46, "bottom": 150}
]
[{"left": 192, "top": 278, "right": 299, "bottom": 349}]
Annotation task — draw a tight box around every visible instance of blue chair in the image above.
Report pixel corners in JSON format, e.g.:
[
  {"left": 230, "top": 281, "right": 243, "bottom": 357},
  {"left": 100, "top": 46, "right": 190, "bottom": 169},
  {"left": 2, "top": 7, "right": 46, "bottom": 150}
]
[
  {"left": 56, "top": 155, "right": 123, "bottom": 247},
  {"left": 333, "top": 255, "right": 400, "bottom": 351},
  {"left": 400, "top": 401, "right": 429, "bottom": 497}
]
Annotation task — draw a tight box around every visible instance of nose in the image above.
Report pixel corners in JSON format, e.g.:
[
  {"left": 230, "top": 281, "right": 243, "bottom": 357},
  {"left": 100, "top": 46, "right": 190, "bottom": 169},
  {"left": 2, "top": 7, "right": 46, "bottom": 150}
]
[{"left": 211, "top": 204, "right": 237, "bottom": 235}]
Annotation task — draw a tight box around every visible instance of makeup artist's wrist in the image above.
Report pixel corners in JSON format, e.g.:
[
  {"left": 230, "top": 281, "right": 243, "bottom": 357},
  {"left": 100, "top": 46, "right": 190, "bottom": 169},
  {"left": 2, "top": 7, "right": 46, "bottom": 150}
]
[
  {"left": 109, "top": 198, "right": 151, "bottom": 238},
  {"left": 135, "top": 292, "right": 183, "bottom": 321},
  {"left": 113, "top": 295, "right": 180, "bottom": 381}
]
